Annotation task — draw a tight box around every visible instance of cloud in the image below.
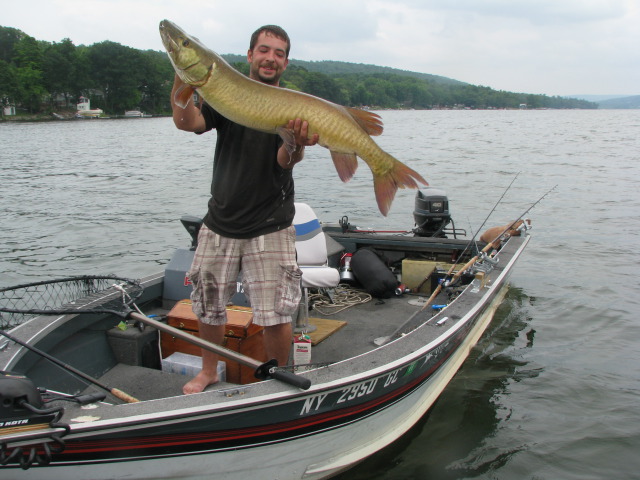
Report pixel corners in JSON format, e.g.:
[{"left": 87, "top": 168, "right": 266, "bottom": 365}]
[
  {"left": 418, "top": 0, "right": 630, "bottom": 24},
  {"left": 1, "top": 0, "right": 638, "bottom": 95}
]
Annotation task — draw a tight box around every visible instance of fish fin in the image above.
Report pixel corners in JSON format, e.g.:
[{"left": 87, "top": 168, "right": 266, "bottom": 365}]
[
  {"left": 346, "top": 107, "right": 384, "bottom": 136},
  {"left": 276, "top": 126, "right": 297, "bottom": 155},
  {"left": 373, "top": 158, "right": 428, "bottom": 216},
  {"left": 174, "top": 84, "right": 195, "bottom": 109},
  {"left": 330, "top": 151, "right": 358, "bottom": 182}
]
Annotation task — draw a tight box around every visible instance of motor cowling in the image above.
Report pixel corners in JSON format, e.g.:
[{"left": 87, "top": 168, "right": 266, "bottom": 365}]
[
  {"left": 0, "top": 371, "right": 47, "bottom": 428},
  {"left": 0, "top": 372, "right": 69, "bottom": 469},
  {"left": 413, "top": 188, "right": 452, "bottom": 237}
]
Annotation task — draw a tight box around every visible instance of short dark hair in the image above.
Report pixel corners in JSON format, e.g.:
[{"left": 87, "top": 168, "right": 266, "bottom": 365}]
[{"left": 249, "top": 25, "right": 291, "bottom": 58}]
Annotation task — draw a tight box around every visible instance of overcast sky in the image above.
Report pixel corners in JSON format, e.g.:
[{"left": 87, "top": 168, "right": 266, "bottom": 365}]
[{"left": 2, "top": 0, "right": 638, "bottom": 96}]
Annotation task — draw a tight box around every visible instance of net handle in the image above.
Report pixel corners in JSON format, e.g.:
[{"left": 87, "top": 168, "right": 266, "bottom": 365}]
[{"left": 129, "top": 312, "right": 312, "bottom": 390}]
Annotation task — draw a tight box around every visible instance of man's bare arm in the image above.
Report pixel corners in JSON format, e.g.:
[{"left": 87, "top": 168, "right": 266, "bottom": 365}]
[{"left": 170, "top": 74, "right": 206, "bottom": 133}]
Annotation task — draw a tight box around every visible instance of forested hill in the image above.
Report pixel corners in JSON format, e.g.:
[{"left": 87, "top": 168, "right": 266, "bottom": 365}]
[
  {"left": 223, "top": 54, "right": 466, "bottom": 87},
  {"left": 225, "top": 54, "right": 594, "bottom": 110},
  {"left": 0, "top": 24, "right": 596, "bottom": 115},
  {"left": 597, "top": 95, "right": 640, "bottom": 109}
]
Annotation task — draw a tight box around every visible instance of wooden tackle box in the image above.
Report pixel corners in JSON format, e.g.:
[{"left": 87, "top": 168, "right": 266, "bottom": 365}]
[{"left": 160, "top": 300, "right": 267, "bottom": 384}]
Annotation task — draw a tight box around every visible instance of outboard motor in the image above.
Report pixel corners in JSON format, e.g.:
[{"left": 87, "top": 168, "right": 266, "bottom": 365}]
[{"left": 413, "top": 188, "right": 452, "bottom": 237}]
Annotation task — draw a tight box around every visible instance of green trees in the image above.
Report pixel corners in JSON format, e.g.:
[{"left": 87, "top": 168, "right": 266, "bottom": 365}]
[
  {"left": 138, "top": 50, "right": 175, "bottom": 113},
  {"left": 1, "top": 28, "right": 85, "bottom": 113},
  {"left": 42, "top": 38, "right": 86, "bottom": 109},
  {"left": 88, "top": 41, "right": 145, "bottom": 112},
  {"left": 84, "top": 42, "right": 173, "bottom": 113},
  {"left": 280, "top": 65, "right": 349, "bottom": 105},
  {"left": 0, "top": 25, "right": 596, "bottom": 116},
  {"left": 7, "top": 32, "right": 46, "bottom": 113},
  {"left": 0, "top": 26, "right": 174, "bottom": 115},
  {"left": 0, "top": 27, "right": 22, "bottom": 111}
]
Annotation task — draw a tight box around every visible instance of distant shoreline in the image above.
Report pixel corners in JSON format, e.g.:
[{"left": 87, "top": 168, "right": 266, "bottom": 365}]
[
  {"left": 6, "top": 106, "right": 621, "bottom": 124},
  {"left": 1, "top": 113, "right": 173, "bottom": 123}
]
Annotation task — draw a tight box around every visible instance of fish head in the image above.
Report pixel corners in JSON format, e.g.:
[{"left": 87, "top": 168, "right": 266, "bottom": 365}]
[{"left": 159, "top": 20, "right": 214, "bottom": 87}]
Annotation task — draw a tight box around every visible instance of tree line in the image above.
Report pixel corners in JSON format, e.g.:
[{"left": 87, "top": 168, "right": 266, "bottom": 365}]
[
  {"left": 0, "top": 26, "right": 174, "bottom": 115},
  {"left": 0, "top": 25, "right": 596, "bottom": 116}
]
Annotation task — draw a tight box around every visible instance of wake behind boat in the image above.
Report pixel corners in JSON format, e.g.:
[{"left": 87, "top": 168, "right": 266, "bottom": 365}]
[{"left": 0, "top": 188, "right": 534, "bottom": 479}]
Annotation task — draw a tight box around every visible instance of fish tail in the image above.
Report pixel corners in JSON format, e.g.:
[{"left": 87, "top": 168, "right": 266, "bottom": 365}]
[{"left": 373, "top": 158, "right": 428, "bottom": 216}]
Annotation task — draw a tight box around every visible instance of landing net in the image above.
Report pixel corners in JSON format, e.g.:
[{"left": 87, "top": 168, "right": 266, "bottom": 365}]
[{"left": 0, "top": 275, "right": 143, "bottom": 329}]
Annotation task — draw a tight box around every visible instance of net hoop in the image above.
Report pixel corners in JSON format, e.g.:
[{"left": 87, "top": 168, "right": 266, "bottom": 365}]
[{"left": 0, "top": 275, "right": 143, "bottom": 327}]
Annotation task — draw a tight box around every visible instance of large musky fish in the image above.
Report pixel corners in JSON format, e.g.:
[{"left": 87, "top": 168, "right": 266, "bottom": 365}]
[{"left": 159, "top": 20, "right": 427, "bottom": 215}]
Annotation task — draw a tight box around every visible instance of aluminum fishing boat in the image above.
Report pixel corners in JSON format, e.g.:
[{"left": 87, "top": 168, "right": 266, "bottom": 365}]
[{"left": 0, "top": 189, "right": 531, "bottom": 479}]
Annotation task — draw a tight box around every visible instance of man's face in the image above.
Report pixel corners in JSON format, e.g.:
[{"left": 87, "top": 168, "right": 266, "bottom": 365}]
[{"left": 247, "top": 31, "right": 289, "bottom": 85}]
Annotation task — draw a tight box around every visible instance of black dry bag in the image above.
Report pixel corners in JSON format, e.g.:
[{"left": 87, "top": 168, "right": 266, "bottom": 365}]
[{"left": 351, "top": 248, "right": 397, "bottom": 298}]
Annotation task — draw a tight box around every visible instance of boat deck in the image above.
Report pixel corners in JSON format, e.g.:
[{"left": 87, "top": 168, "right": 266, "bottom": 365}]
[
  {"left": 75, "top": 230, "right": 484, "bottom": 403},
  {"left": 300, "top": 288, "right": 441, "bottom": 362},
  {"left": 6, "top": 228, "right": 500, "bottom": 405},
  {"left": 85, "top": 287, "right": 450, "bottom": 403}
]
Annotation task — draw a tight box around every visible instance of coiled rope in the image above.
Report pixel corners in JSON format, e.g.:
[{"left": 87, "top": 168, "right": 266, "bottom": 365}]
[{"left": 309, "top": 284, "right": 372, "bottom": 316}]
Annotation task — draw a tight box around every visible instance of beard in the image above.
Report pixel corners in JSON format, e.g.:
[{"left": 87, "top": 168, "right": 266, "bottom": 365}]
[{"left": 250, "top": 63, "right": 280, "bottom": 85}]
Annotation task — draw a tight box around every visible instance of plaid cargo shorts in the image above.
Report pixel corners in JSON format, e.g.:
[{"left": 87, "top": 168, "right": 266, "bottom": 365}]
[{"left": 188, "top": 224, "right": 302, "bottom": 327}]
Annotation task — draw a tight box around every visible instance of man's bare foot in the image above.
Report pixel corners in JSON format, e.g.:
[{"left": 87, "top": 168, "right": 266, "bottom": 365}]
[{"left": 183, "top": 370, "right": 219, "bottom": 395}]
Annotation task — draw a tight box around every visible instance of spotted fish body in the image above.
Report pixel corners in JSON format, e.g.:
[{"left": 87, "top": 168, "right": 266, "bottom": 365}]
[{"left": 160, "top": 20, "right": 427, "bottom": 215}]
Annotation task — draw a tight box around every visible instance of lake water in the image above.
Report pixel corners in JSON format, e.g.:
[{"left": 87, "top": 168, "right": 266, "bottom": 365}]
[{"left": 1, "top": 109, "right": 639, "bottom": 479}]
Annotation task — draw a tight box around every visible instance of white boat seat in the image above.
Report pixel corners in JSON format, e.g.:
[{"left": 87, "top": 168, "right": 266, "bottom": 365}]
[
  {"left": 293, "top": 203, "right": 340, "bottom": 289},
  {"left": 293, "top": 203, "right": 340, "bottom": 333}
]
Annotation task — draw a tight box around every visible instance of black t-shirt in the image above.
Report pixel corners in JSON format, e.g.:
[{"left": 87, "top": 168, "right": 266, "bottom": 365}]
[{"left": 199, "top": 103, "right": 295, "bottom": 239}]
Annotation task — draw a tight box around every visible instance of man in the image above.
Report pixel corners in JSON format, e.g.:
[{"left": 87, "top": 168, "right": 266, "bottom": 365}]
[{"left": 171, "top": 25, "right": 319, "bottom": 394}]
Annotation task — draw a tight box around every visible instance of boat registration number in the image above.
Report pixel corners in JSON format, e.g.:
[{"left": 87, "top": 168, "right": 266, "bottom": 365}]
[{"left": 300, "top": 368, "right": 402, "bottom": 416}]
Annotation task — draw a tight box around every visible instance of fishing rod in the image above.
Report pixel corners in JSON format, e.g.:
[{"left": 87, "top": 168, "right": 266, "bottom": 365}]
[
  {"left": 415, "top": 173, "right": 521, "bottom": 308},
  {"left": 495, "top": 183, "right": 556, "bottom": 238},
  {"left": 419, "top": 183, "right": 557, "bottom": 313},
  {"left": 464, "top": 172, "right": 521, "bottom": 253},
  {"left": 373, "top": 174, "right": 520, "bottom": 346}
]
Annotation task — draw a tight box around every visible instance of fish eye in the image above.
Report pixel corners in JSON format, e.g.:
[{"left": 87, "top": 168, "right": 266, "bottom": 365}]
[{"left": 182, "top": 39, "right": 190, "bottom": 47}]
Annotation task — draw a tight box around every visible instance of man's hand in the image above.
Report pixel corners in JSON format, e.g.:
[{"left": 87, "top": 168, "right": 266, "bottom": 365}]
[
  {"left": 277, "top": 118, "right": 319, "bottom": 169},
  {"left": 171, "top": 74, "right": 206, "bottom": 132},
  {"left": 288, "top": 118, "right": 319, "bottom": 148}
]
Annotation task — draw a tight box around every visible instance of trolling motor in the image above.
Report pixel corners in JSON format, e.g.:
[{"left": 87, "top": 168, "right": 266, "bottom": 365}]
[
  {"left": 0, "top": 372, "right": 44, "bottom": 411},
  {"left": 0, "top": 372, "right": 69, "bottom": 469},
  {"left": 413, "top": 188, "right": 455, "bottom": 238}
]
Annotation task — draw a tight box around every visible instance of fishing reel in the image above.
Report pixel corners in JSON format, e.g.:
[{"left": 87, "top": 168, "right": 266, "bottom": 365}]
[{"left": 474, "top": 252, "right": 500, "bottom": 274}]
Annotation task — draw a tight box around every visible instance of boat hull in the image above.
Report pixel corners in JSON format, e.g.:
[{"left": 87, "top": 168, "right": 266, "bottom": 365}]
[
  {"left": 0, "top": 231, "right": 529, "bottom": 479},
  {"left": 2, "top": 289, "right": 508, "bottom": 480}
]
